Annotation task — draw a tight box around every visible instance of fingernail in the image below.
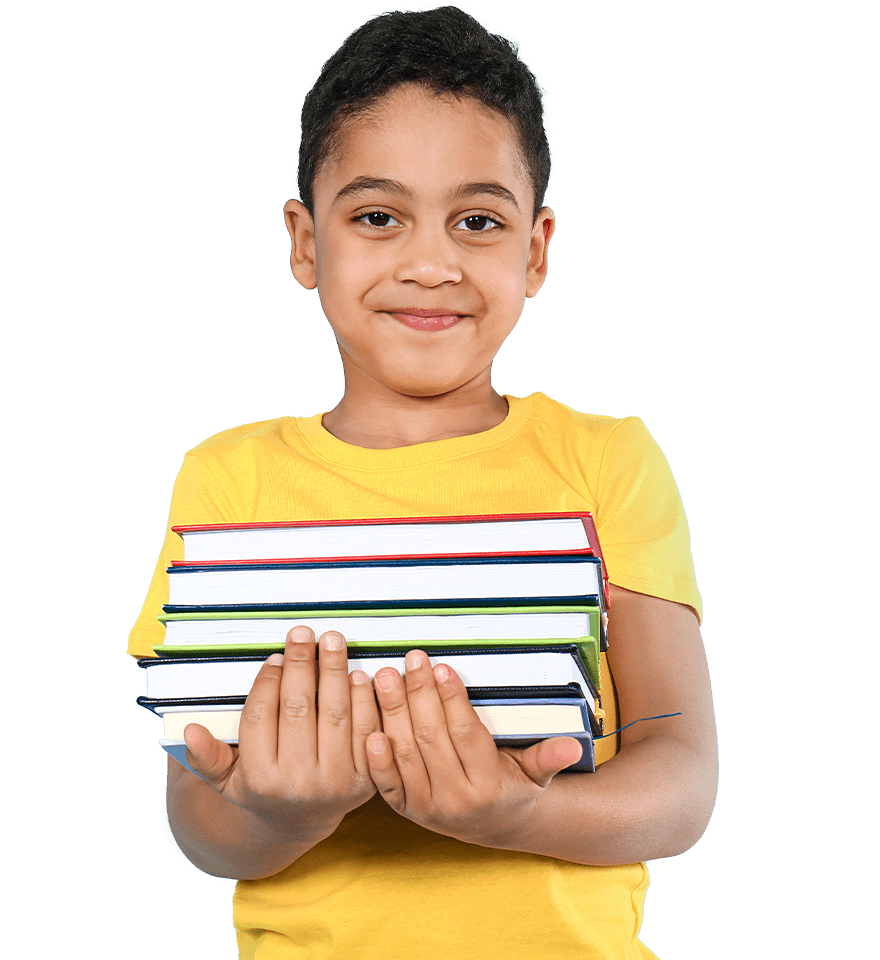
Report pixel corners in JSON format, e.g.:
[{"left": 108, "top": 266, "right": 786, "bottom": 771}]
[
  {"left": 434, "top": 664, "right": 451, "bottom": 683},
  {"left": 321, "top": 631, "right": 344, "bottom": 651},
  {"left": 406, "top": 650, "right": 426, "bottom": 670},
  {"left": 266, "top": 653, "right": 284, "bottom": 666},
  {"left": 375, "top": 670, "right": 397, "bottom": 691},
  {"left": 350, "top": 669, "right": 369, "bottom": 685},
  {"left": 368, "top": 734, "right": 386, "bottom": 754}
]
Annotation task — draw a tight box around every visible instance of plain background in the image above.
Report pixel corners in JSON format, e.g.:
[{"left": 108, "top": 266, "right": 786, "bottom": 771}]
[{"left": 4, "top": 1, "right": 877, "bottom": 955}]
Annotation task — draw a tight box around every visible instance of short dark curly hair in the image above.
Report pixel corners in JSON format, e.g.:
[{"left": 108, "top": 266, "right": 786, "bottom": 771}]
[{"left": 298, "top": 6, "right": 550, "bottom": 221}]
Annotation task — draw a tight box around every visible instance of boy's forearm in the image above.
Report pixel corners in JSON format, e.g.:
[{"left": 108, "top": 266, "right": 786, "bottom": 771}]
[
  {"left": 481, "top": 585, "right": 716, "bottom": 867},
  {"left": 166, "top": 760, "right": 333, "bottom": 880},
  {"left": 481, "top": 732, "right": 717, "bottom": 865}
]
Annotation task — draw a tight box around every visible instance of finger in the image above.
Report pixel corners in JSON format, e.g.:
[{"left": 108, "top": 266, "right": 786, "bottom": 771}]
[
  {"left": 372, "top": 665, "right": 431, "bottom": 794},
  {"left": 236, "top": 651, "right": 286, "bottom": 774},
  {"left": 365, "top": 731, "right": 407, "bottom": 812},
  {"left": 400, "top": 651, "right": 466, "bottom": 785},
  {"left": 182, "top": 722, "right": 238, "bottom": 790},
  {"left": 433, "top": 662, "right": 506, "bottom": 783},
  {"left": 349, "top": 669, "right": 381, "bottom": 780},
  {"left": 501, "top": 736, "right": 584, "bottom": 788},
  {"left": 316, "top": 631, "right": 354, "bottom": 770},
  {"left": 275, "top": 626, "right": 319, "bottom": 763}
]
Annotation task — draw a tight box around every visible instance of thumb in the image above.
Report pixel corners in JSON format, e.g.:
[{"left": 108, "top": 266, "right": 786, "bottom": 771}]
[
  {"left": 182, "top": 722, "right": 237, "bottom": 789},
  {"left": 510, "top": 736, "right": 583, "bottom": 787}
]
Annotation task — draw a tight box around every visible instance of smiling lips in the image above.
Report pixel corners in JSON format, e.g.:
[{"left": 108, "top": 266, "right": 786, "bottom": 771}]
[{"left": 387, "top": 308, "right": 466, "bottom": 331}]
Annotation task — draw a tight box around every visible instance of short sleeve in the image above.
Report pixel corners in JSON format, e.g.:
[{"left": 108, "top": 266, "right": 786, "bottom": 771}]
[
  {"left": 590, "top": 417, "right": 702, "bottom": 621},
  {"left": 127, "top": 452, "right": 238, "bottom": 658}
]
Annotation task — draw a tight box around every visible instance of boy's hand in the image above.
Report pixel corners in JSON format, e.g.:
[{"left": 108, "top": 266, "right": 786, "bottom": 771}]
[
  {"left": 365, "top": 650, "right": 583, "bottom": 847},
  {"left": 182, "top": 626, "right": 380, "bottom": 845}
]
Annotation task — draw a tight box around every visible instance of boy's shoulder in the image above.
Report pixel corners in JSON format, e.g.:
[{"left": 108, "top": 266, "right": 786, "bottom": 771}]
[
  {"left": 529, "top": 392, "right": 618, "bottom": 423},
  {"left": 527, "top": 392, "right": 644, "bottom": 440},
  {"left": 186, "top": 414, "right": 307, "bottom": 458},
  {"left": 525, "top": 394, "right": 664, "bottom": 480}
]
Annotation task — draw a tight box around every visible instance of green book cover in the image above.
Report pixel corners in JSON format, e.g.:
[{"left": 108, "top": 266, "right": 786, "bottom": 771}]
[
  {"left": 159, "top": 604, "right": 600, "bottom": 624},
  {"left": 156, "top": 605, "right": 603, "bottom": 687}
]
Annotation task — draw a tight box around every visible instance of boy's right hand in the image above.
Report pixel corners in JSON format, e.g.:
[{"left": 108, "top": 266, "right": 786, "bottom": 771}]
[{"left": 182, "top": 626, "right": 380, "bottom": 845}]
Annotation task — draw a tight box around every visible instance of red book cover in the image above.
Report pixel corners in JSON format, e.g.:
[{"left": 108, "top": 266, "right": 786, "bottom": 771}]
[{"left": 171, "top": 512, "right": 609, "bottom": 607}]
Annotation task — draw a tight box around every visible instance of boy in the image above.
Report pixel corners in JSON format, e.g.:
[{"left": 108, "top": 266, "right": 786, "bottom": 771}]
[{"left": 129, "top": 7, "right": 717, "bottom": 958}]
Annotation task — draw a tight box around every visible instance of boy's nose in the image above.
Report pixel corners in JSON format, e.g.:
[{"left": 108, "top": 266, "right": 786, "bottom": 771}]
[{"left": 393, "top": 229, "right": 463, "bottom": 287}]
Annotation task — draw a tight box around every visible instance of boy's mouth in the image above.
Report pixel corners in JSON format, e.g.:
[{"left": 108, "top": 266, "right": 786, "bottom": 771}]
[{"left": 387, "top": 308, "right": 466, "bottom": 331}]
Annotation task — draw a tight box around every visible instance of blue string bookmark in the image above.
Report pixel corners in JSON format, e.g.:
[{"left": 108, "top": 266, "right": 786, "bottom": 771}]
[{"left": 596, "top": 712, "right": 683, "bottom": 739}]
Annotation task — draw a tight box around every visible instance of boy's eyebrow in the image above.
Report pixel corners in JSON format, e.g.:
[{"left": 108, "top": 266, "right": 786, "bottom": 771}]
[
  {"left": 334, "top": 177, "right": 410, "bottom": 204},
  {"left": 333, "top": 176, "right": 521, "bottom": 212},
  {"left": 453, "top": 182, "right": 521, "bottom": 212}
]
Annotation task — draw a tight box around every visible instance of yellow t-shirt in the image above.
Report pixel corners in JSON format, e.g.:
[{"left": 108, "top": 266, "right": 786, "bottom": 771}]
[{"left": 130, "top": 393, "right": 701, "bottom": 960}]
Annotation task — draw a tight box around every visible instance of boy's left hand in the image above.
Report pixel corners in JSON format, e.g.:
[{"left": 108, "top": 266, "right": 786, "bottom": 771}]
[{"left": 366, "top": 650, "right": 583, "bottom": 847}]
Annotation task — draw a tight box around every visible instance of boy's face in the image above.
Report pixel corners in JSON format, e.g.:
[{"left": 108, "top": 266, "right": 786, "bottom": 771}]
[{"left": 285, "top": 84, "right": 553, "bottom": 401}]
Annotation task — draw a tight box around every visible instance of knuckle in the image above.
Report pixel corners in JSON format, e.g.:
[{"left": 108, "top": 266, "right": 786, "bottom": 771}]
[
  {"left": 258, "top": 659, "right": 284, "bottom": 678},
  {"left": 412, "top": 722, "right": 441, "bottom": 748},
  {"left": 350, "top": 687, "right": 377, "bottom": 718},
  {"left": 318, "top": 657, "right": 349, "bottom": 676},
  {"left": 380, "top": 695, "right": 409, "bottom": 717},
  {"left": 280, "top": 691, "right": 312, "bottom": 721},
  {"left": 389, "top": 738, "right": 418, "bottom": 763},
  {"left": 320, "top": 704, "right": 349, "bottom": 728},
  {"left": 446, "top": 718, "right": 476, "bottom": 745},
  {"left": 352, "top": 715, "right": 379, "bottom": 737},
  {"left": 378, "top": 697, "right": 408, "bottom": 717},
  {"left": 243, "top": 693, "right": 274, "bottom": 723}
]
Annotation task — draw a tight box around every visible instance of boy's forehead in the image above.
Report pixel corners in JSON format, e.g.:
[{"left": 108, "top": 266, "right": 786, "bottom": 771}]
[{"left": 312, "top": 85, "right": 533, "bottom": 211}]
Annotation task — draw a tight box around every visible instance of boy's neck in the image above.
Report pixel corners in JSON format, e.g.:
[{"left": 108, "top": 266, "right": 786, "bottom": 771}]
[{"left": 321, "top": 386, "right": 510, "bottom": 449}]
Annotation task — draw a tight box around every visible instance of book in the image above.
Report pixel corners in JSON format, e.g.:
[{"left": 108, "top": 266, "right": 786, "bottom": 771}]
[
  {"left": 140, "top": 511, "right": 612, "bottom": 775},
  {"left": 154, "top": 604, "right": 606, "bottom": 663},
  {"left": 172, "top": 512, "right": 610, "bottom": 609},
  {"left": 173, "top": 512, "right": 604, "bottom": 564},
  {"left": 165, "top": 554, "right": 604, "bottom": 610},
  {"left": 152, "top": 693, "right": 596, "bottom": 774},
  {"left": 138, "top": 643, "right": 602, "bottom": 715}
]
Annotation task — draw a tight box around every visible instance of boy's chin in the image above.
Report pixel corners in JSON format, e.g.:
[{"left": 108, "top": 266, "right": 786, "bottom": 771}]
[
  {"left": 390, "top": 381, "right": 472, "bottom": 400},
  {"left": 340, "top": 352, "right": 495, "bottom": 403},
  {"left": 383, "top": 367, "right": 497, "bottom": 400}
]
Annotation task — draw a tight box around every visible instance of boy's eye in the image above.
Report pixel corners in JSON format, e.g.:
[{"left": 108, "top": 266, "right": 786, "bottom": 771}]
[
  {"left": 356, "top": 211, "right": 400, "bottom": 228},
  {"left": 353, "top": 211, "right": 502, "bottom": 232},
  {"left": 454, "top": 215, "right": 502, "bottom": 232}
]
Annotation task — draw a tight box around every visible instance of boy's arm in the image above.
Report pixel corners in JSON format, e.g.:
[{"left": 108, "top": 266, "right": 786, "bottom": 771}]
[
  {"left": 166, "top": 628, "right": 381, "bottom": 879},
  {"left": 167, "top": 755, "right": 326, "bottom": 880},
  {"left": 366, "top": 584, "right": 717, "bottom": 865}
]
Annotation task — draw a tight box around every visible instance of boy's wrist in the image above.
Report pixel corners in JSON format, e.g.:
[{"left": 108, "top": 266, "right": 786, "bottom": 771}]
[
  {"left": 241, "top": 794, "right": 353, "bottom": 850},
  {"left": 461, "top": 801, "right": 543, "bottom": 854}
]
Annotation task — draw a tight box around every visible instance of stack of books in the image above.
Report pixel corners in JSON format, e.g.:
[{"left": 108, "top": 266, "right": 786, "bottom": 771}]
[{"left": 137, "top": 512, "right": 610, "bottom": 773}]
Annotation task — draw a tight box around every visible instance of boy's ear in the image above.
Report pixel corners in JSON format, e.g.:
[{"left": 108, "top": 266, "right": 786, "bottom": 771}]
[
  {"left": 525, "top": 207, "right": 555, "bottom": 298},
  {"left": 283, "top": 199, "right": 318, "bottom": 290}
]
